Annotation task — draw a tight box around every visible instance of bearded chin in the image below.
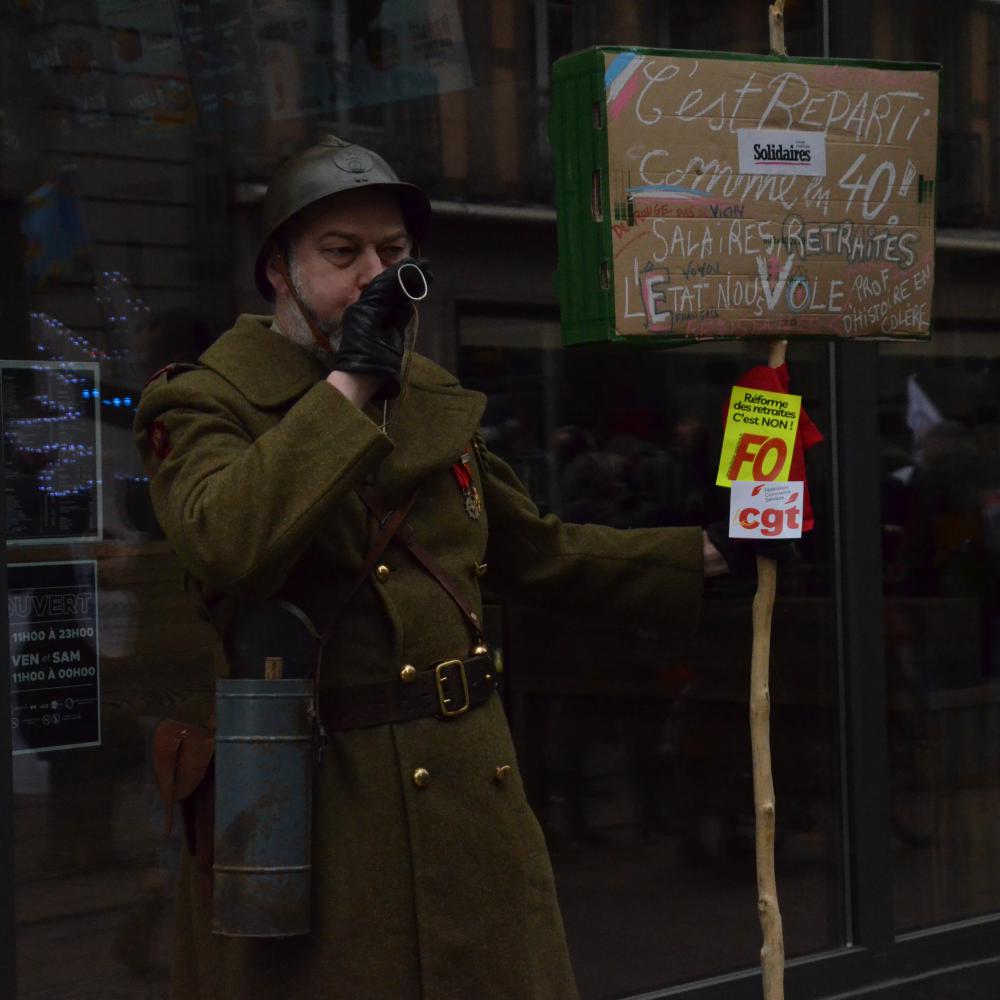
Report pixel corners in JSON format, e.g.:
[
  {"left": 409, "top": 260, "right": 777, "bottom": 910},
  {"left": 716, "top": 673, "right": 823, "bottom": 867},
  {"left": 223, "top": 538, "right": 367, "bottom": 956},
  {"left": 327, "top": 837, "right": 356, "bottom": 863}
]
[
  {"left": 281, "top": 291, "right": 342, "bottom": 360},
  {"left": 304, "top": 307, "right": 342, "bottom": 354}
]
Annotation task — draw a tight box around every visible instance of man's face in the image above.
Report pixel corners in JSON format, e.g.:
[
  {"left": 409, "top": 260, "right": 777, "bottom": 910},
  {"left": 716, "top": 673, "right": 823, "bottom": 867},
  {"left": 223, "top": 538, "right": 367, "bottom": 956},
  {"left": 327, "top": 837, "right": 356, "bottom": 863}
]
[{"left": 267, "top": 187, "right": 411, "bottom": 340}]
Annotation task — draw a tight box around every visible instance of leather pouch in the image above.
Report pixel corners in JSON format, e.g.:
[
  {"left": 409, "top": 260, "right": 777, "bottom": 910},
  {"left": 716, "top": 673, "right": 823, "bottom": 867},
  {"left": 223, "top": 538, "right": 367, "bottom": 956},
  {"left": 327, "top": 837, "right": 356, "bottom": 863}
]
[{"left": 153, "top": 719, "right": 215, "bottom": 865}]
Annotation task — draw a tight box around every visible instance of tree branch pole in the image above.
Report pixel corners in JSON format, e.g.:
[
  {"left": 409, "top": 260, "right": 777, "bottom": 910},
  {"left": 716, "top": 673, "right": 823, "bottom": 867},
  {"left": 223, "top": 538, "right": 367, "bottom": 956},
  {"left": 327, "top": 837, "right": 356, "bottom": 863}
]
[
  {"left": 752, "top": 554, "right": 782, "bottom": 997},
  {"left": 769, "top": 0, "right": 788, "bottom": 58},
  {"left": 752, "top": 337, "right": 786, "bottom": 1000},
  {"left": 754, "top": 12, "right": 790, "bottom": 999}
]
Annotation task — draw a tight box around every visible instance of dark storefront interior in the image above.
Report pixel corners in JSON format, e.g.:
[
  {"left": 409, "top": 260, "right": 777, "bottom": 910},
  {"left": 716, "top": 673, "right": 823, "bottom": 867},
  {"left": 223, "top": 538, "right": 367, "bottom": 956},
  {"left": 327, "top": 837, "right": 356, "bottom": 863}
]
[{"left": 2, "top": 2, "right": 1000, "bottom": 998}]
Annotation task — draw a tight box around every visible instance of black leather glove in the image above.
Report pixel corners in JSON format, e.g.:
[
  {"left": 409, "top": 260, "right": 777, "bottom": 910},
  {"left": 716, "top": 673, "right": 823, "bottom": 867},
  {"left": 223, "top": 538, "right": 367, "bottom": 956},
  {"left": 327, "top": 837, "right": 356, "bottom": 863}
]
[
  {"left": 332, "top": 258, "right": 432, "bottom": 399},
  {"left": 706, "top": 520, "right": 797, "bottom": 580}
]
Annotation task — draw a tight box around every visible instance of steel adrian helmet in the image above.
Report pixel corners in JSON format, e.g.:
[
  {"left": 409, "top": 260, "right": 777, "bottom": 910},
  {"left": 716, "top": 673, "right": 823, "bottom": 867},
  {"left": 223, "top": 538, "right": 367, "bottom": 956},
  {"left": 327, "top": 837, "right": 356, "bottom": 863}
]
[{"left": 254, "top": 134, "right": 432, "bottom": 300}]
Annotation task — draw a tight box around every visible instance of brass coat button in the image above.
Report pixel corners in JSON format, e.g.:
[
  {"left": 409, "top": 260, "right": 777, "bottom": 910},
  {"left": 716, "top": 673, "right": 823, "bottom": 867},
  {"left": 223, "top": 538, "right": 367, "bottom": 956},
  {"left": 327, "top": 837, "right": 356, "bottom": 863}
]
[
  {"left": 375, "top": 564, "right": 390, "bottom": 582},
  {"left": 494, "top": 764, "right": 512, "bottom": 783},
  {"left": 400, "top": 664, "right": 417, "bottom": 683},
  {"left": 412, "top": 767, "right": 430, "bottom": 789}
]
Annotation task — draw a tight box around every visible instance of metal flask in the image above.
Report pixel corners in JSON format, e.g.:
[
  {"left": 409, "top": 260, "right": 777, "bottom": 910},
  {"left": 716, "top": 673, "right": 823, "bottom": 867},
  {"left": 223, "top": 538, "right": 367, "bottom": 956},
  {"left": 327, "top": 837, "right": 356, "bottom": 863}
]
[{"left": 213, "top": 601, "right": 320, "bottom": 937}]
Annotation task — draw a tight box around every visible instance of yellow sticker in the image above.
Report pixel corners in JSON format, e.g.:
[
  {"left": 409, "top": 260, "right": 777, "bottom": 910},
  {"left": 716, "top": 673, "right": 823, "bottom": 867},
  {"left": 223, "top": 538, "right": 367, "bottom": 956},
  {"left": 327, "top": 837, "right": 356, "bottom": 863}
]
[{"left": 716, "top": 386, "right": 801, "bottom": 487}]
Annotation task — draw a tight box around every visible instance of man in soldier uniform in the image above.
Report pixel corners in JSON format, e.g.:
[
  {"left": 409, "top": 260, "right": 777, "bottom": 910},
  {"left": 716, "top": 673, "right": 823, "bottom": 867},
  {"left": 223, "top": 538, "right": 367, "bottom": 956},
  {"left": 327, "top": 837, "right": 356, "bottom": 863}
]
[{"left": 136, "top": 134, "right": 728, "bottom": 1000}]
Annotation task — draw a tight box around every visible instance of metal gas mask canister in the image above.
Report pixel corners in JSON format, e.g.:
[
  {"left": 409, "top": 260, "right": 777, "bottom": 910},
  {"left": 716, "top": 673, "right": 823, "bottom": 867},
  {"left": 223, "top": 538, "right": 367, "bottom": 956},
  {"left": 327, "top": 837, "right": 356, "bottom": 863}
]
[{"left": 213, "top": 600, "right": 321, "bottom": 938}]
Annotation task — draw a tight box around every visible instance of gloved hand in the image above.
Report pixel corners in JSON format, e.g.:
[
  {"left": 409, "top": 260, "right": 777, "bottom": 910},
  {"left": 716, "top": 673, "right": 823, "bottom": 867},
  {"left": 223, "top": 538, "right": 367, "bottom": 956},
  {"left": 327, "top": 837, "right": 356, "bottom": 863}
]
[
  {"left": 332, "top": 258, "right": 432, "bottom": 399},
  {"left": 706, "top": 520, "right": 797, "bottom": 581}
]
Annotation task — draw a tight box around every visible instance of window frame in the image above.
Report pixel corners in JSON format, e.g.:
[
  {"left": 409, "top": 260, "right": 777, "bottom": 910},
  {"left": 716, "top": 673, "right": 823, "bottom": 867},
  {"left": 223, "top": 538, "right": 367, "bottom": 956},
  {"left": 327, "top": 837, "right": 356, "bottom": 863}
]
[{"left": 1, "top": 462, "right": 16, "bottom": 999}]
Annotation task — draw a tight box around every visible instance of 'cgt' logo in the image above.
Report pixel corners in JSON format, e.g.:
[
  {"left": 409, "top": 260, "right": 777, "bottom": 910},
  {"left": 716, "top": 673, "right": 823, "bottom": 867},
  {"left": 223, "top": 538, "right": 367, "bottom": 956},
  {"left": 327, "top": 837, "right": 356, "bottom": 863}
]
[{"left": 733, "top": 505, "right": 801, "bottom": 537}]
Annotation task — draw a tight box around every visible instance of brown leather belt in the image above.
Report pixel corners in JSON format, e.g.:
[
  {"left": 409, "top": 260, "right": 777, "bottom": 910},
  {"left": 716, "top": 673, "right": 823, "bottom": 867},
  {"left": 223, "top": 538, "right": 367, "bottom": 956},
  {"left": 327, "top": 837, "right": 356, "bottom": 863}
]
[{"left": 318, "top": 654, "right": 495, "bottom": 732}]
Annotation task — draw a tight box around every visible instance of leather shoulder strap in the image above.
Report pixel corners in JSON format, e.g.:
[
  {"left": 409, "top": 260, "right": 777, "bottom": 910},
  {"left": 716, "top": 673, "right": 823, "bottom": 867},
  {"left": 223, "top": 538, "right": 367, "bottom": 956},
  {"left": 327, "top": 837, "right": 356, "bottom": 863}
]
[
  {"left": 322, "top": 488, "right": 419, "bottom": 647},
  {"left": 355, "top": 483, "right": 484, "bottom": 645},
  {"left": 310, "top": 488, "right": 418, "bottom": 715}
]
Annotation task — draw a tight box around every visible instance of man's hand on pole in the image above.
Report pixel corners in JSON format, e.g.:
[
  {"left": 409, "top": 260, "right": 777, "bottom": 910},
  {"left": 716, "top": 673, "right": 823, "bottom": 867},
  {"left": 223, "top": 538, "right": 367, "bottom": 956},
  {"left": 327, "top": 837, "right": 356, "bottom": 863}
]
[
  {"left": 702, "top": 530, "right": 729, "bottom": 578},
  {"left": 706, "top": 522, "right": 796, "bottom": 575}
]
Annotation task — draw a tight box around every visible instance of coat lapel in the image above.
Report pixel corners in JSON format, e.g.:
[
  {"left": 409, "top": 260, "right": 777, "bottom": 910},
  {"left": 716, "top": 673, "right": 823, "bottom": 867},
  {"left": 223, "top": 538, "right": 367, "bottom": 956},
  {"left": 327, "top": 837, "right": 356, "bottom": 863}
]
[
  {"left": 199, "top": 315, "right": 325, "bottom": 409},
  {"left": 379, "top": 355, "right": 487, "bottom": 497},
  {"left": 199, "top": 316, "right": 485, "bottom": 497}
]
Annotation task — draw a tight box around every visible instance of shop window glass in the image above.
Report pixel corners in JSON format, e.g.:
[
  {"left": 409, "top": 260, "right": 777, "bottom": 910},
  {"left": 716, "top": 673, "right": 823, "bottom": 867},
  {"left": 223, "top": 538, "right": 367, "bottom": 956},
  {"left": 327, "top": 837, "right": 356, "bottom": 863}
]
[
  {"left": 459, "top": 315, "right": 843, "bottom": 995},
  {"left": 2, "top": 3, "right": 218, "bottom": 988},
  {"left": 869, "top": 0, "right": 1000, "bottom": 229},
  {"left": 5, "top": 0, "right": 999, "bottom": 993},
  {"left": 880, "top": 331, "right": 1000, "bottom": 931}
]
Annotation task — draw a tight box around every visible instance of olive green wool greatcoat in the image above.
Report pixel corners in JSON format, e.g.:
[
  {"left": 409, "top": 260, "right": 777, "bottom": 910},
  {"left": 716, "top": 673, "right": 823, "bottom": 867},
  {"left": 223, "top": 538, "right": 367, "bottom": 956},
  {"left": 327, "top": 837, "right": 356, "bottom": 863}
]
[{"left": 135, "top": 315, "right": 703, "bottom": 1000}]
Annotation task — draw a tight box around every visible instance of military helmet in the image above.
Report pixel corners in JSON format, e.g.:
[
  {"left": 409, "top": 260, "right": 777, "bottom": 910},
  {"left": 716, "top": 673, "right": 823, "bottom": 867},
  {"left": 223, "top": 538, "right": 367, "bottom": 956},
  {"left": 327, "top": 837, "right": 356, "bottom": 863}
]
[{"left": 254, "top": 134, "right": 432, "bottom": 300}]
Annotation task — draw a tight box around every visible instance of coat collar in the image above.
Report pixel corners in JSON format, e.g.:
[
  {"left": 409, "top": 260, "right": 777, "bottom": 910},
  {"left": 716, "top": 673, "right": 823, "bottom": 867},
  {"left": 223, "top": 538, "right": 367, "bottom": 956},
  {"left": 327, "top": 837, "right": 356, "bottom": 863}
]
[
  {"left": 388, "top": 356, "right": 487, "bottom": 481},
  {"left": 199, "top": 315, "right": 326, "bottom": 408},
  {"left": 199, "top": 315, "right": 487, "bottom": 474}
]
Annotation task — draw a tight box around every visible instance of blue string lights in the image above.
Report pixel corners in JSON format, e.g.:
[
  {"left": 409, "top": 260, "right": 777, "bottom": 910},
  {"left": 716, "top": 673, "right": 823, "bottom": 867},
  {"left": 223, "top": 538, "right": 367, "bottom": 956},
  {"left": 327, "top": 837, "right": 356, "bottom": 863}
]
[{"left": 9, "top": 270, "right": 155, "bottom": 516}]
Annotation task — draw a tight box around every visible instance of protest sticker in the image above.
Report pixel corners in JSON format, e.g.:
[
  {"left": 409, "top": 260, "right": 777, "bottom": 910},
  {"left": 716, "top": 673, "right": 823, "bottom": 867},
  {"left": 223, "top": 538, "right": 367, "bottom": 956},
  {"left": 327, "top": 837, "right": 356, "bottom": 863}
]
[
  {"left": 730, "top": 481, "right": 804, "bottom": 539},
  {"left": 716, "top": 386, "right": 800, "bottom": 487},
  {"left": 737, "top": 129, "right": 827, "bottom": 178}
]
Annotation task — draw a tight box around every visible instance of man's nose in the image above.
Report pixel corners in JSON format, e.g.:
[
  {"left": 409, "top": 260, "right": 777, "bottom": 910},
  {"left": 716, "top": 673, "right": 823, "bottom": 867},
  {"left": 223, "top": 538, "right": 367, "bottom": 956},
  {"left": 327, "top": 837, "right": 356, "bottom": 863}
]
[{"left": 356, "top": 246, "right": 386, "bottom": 289}]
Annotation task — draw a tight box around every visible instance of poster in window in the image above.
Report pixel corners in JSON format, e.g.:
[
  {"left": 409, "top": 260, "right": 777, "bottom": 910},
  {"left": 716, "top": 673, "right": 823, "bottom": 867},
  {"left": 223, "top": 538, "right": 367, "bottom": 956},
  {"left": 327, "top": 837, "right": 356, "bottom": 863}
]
[
  {"left": 346, "top": 0, "right": 473, "bottom": 110},
  {"left": 9, "top": 560, "right": 101, "bottom": 755},
  {"left": 99, "top": 0, "right": 196, "bottom": 131},
  {"left": 249, "top": 0, "right": 474, "bottom": 121}
]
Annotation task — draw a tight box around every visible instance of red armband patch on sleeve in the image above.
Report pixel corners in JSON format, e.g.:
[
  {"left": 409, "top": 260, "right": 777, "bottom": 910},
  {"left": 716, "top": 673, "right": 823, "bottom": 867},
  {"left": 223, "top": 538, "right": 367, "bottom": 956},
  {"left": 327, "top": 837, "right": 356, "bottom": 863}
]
[{"left": 147, "top": 420, "right": 172, "bottom": 460}]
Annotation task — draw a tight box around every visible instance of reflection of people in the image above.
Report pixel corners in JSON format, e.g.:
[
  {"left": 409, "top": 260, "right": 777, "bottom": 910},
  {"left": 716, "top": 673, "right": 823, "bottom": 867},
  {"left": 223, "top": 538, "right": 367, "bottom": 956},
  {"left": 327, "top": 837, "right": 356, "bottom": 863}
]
[
  {"left": 884, "top": 390, "right": 998, "bottom": 689},
  {"left": 135, "top": 134, "right": 727, "bottom": 999}
]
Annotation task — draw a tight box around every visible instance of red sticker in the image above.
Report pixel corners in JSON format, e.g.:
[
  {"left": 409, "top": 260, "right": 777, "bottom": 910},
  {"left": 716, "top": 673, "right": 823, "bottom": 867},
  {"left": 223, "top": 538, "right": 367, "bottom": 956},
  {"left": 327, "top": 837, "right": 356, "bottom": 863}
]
[{"left": 148, "top": 420, "right": 172, "bottom": 460}]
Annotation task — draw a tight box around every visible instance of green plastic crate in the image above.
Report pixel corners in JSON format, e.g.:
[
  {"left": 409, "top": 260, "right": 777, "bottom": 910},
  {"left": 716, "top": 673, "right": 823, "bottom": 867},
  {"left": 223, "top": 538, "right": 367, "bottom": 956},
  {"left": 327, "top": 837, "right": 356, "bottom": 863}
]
[{"left": 550, "top": 47, "right": 941, "bottom": 348}]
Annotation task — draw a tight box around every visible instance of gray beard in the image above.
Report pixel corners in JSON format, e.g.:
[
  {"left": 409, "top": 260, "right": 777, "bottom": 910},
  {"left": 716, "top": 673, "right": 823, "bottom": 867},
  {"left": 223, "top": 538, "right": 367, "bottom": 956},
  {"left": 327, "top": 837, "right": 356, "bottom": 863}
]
[
  {"left": 280, "top": 304, "right": 341, "bottom": 364},
  {"left": 277, "top": 259, "right": 343, "bottom": 363}
]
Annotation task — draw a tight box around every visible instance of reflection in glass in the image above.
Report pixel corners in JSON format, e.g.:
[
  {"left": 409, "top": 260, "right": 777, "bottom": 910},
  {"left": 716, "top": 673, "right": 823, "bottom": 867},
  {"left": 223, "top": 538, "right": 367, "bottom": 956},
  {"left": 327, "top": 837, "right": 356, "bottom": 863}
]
[
  {"left": 460, "top": 319, "right": 843, "bottom": 996},
  {"left": 869, "top": 0, "right": 1000, "bottom": 230},
  {"left": 881, "top": 334, "right": 1000, "bottom": 931}
]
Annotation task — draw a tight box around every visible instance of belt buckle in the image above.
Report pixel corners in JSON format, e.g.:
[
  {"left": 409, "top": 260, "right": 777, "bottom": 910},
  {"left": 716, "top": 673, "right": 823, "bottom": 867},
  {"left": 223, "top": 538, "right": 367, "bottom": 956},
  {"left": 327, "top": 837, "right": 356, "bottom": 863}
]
[{"left": 434, "top": 659, "right": 470, "bottom": 717}]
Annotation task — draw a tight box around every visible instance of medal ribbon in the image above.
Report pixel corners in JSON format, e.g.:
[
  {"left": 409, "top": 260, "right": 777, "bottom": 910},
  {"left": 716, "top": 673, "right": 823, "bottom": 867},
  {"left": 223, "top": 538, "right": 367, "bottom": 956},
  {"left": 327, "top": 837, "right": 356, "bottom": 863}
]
[{"left": 451, "top": 455, "right": 473, "bottom": 491}]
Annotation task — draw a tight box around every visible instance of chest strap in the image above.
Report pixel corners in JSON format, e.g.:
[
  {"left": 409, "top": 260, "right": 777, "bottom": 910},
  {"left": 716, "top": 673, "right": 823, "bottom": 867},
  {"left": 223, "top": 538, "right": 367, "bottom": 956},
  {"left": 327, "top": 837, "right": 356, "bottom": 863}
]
[
  {"left": 311, "top": 483, "right": 485, "bottom": 731},
  {"left": 354, "top": 482, "right": 485, "bottom": 647}
]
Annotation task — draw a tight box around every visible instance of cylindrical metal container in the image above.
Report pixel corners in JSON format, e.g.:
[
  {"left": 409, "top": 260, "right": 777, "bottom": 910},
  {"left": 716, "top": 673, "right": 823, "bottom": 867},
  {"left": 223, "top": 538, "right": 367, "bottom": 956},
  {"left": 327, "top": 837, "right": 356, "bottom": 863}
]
[{"left": 213, "top": 678, "right": 313, "bottom": 937}]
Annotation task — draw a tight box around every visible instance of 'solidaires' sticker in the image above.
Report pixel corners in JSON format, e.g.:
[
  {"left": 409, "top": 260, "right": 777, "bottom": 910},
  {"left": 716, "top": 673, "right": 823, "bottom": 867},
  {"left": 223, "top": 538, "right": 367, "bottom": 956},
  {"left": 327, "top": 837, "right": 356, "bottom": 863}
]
[{"left": 737, "top": 128, "right": 827, "bottom": 177}]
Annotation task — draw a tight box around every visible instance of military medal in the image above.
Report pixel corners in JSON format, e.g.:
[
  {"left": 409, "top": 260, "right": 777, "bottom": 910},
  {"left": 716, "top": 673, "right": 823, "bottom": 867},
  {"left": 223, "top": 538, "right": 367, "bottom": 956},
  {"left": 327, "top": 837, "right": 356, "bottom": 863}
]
[{"left": 452, "top": 450, "right": 482, "bottom": 520}]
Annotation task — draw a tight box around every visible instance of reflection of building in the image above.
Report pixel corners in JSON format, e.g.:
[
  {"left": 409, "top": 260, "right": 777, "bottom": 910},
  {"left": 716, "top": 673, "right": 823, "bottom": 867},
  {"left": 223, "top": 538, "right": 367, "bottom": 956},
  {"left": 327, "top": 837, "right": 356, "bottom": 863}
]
[{"left": 2, "top": 2, "right": 1000, "bottom": 998}]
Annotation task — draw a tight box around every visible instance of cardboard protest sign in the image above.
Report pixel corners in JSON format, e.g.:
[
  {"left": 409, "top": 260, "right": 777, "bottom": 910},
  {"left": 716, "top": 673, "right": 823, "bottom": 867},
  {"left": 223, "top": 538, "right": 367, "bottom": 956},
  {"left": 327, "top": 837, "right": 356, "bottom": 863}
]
[{"left": 551, "top": 48, "right": 940, "bottom": 345}]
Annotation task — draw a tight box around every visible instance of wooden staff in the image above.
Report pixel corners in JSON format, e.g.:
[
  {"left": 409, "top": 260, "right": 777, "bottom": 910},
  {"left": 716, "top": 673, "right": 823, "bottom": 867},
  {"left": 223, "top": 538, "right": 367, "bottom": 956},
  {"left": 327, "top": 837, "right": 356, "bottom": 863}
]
[
  {"left": 752, "top": 338, "right": 787, "bottom": 1000},
  {"left": 769, "top": 0, "right": 788, "bottom": 57},
  {"left": 754, "top": 11, "right": 790, "bottom": 997}
]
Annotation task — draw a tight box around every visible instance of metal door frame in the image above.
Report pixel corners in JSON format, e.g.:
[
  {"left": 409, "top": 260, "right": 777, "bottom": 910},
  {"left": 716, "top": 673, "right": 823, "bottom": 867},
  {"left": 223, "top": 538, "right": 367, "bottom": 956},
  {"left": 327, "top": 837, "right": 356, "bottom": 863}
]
[{"left": 1, "top": 461, "right": 17, "bottom": 998}]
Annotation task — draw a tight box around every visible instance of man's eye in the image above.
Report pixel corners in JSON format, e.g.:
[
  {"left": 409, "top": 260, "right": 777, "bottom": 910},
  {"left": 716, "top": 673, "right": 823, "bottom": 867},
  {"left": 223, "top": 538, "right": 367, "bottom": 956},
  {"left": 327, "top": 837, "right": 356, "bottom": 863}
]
[
  {"left": 323, "top": 247, "right": 355, "bottom": 259},
  {"left": 380, "top": 245, "right": 409, "bottom": 260}
]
